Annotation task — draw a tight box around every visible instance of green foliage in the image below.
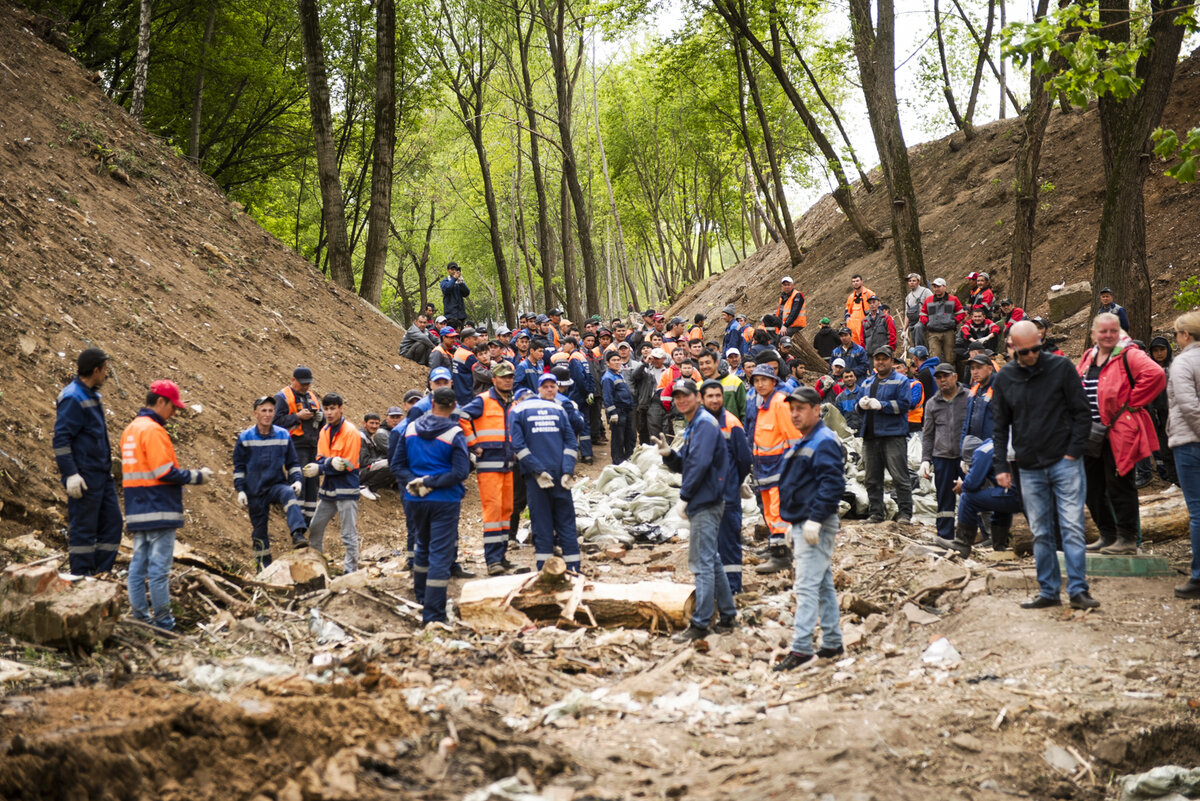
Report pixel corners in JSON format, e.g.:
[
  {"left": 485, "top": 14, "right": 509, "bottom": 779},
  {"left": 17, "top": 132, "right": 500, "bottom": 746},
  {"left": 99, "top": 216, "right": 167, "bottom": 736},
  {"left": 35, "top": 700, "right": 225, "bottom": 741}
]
[
  {"left": 1153, "top": 126, "right": 1200, "bottom": 183},
  {"left": 1174, "top": 276, "right": 1200, "bottom": 310}
]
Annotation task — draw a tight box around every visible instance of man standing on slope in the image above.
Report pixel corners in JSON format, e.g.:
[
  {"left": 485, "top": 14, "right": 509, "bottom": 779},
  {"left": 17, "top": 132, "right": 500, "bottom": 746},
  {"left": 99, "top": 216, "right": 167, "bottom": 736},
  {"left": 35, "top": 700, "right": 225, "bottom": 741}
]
[
  {"left": 392, "top": 387, "right": 471, "bottom": 625},
  {"left": 122, "top": 380, "right": 214, "bottom": 631},
  {"left": 273, "top": 366, "right": 323, "bottom": 525},
  {"left": 654, "top": 379, "right": 736, "bottom": 643},
  {"left": 304, "top": 393, "right": 362, "bottom": 573},
  {"left": 440, "top": 262, "right": 470, "bottom": 331},
  {"left": 54, "top": 348, "right": 122, "bottom": 576},
  {"left": 844, "top": 274, "right": 875, "bottom": 347},
  {"left": 233, "top": 395, "right": 309, "bottom": 570}
]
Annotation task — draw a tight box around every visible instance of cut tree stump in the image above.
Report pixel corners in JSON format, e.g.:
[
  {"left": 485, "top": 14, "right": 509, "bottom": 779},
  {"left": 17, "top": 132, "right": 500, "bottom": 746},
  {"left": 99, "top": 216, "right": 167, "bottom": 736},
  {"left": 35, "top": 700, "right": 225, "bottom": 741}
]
[
  {"left": 0, "top": 564, "right": 120, "bottom": 649},
  {"left": 458, "top": 557, "right": 695, "bottom": 633},
  {"left": 1009, "top": 489, "right": 1189, "bottom": 556}
]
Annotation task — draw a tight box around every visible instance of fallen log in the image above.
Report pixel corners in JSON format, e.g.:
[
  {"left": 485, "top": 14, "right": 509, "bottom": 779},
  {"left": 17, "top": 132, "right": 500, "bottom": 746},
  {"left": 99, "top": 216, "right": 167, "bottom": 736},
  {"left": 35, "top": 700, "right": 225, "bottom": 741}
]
[
  {"left": 1009, "top": 489, "right": 1190, "bottom": 556},
  {"left": 457, "top": 557, "right": 695, "bottom": 632}
]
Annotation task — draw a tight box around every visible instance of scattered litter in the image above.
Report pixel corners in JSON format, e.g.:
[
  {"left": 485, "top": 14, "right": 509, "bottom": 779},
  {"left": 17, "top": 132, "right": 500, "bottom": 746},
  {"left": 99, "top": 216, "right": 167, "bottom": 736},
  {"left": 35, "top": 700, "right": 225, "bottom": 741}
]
[
  {"left": 308, "top": 608, "right": 348, "bottom": 644},
  {"left": 921, "top": 637, "right": 962, "bottom": 668},
  {"left": 1117, "top": 765, "right": 1200, "bottom": 801}
]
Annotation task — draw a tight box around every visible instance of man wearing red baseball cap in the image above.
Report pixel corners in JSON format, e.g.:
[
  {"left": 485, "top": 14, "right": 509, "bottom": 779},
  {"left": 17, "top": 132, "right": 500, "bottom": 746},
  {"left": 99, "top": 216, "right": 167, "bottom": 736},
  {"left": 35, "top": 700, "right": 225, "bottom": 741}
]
[{"left": 121, "top": 379, "right": 214, "bottom": 631}]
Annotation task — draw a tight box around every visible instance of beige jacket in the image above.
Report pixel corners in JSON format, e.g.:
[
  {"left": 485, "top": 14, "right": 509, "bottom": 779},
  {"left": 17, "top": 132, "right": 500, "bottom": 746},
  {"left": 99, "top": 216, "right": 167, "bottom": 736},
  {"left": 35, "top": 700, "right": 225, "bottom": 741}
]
[{"left": 1167, "top": 341, "right": 1200, "bottom": 448}]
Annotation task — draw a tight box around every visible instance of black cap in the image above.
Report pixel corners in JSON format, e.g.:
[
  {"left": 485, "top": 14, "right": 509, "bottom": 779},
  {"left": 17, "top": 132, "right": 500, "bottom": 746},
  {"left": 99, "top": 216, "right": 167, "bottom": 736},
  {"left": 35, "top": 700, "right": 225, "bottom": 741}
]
[
  {"left": 432, "top": 387, "right": 457, "bottom": 406},
  {"left": 401, "top": 391, "right": 422, "bottom": 405},
  {"left": 787, "top": 387, "right": 822, "bottom": 405},
  {"left": 999, "top": 298, "right": 1013, "bottom": 306},
  {"left": 968, "top": 353, "right": 994, "bottom": 367},
  {"left": 1100, "top": 287, "right": 1114, "bottom": 294},
  {"left": 872, "top": 346, "right": 894, "bottom": 358},
  {"left": 77, "top": 347, "right": 110, "bottom": 375},
  {"left": 548, "top": 307, "right": 563, "bottom": 316},
  {"left": 932, "top": 363, "right": 956, "bottom": 376},
  {"left": 293, "top": 366, "right": 314, "bottom": 383},
  {"left": 252, "top": 395, "right": 275, "bottom": 409},
  {"left": 670, "top": 378, "right": 699, "bottom": 396},
  {"left": 839, "top": 326, "right": 853, "bottom": 335}
]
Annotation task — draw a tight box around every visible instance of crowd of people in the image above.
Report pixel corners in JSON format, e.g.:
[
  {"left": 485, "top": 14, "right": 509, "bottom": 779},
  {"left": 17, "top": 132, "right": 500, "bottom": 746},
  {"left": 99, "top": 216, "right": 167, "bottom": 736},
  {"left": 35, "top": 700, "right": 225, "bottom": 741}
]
[{"left": 50, "top": 260, "right": 1200, "bottom": 668}]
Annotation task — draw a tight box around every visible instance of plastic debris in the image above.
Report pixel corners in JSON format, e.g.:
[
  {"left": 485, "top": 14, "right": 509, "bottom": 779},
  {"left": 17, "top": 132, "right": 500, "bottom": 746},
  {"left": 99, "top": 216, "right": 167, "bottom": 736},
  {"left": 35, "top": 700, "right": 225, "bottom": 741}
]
[
  {"left": 1117, "top": 766, "right": 1200, "bottom": 801},
  {"left": 308, "top": 608, "right": 349, "bottom": 644},
  {"left": 921, "top": 637, "right": 962, "bottom": 668}
]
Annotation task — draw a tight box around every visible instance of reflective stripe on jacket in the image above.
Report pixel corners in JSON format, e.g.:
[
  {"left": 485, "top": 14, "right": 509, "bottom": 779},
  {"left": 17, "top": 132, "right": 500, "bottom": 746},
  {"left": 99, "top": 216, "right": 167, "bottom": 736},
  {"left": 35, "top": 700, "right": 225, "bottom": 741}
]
[
  {"left": 233, "top": 424, "right": 301, "bottom": 496},
  {"left": 121, "top": 409, "right": 202, "bottom": 531},
  {"left": 751, "top": 391, "right": 802, "bottom": 488},
  {"left": 53, "top": 377, "right": 112, "bottom": 481},
  {"left": 274, "top": 386, "right": 322, "bottom": 447},
  {"left": 779, "top": 420, "right": 845, "bottom": 525},
  {"left": 457, "top": 388, "right": 512, "bottom": 472},
  {"left": 317, "top": 419, "right": 361, "bottom": 500}
]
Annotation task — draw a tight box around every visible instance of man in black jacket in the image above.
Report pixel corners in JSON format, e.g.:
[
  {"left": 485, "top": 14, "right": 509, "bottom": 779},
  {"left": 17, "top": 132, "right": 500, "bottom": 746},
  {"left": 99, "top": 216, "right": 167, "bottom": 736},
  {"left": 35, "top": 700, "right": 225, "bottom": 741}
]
[{"left": 992, "top": 320, "right": 1098, "bottom": 611}]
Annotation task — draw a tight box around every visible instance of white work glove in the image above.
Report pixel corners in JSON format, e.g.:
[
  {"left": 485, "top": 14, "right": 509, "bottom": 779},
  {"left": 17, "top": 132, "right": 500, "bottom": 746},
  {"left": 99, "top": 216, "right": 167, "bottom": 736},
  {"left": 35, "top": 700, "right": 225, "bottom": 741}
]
[
  {"left": 784, "top": 525, "right": 793, "bottom": 548},
  {"left": 369, "top": 458, "right": 387, "bottom": 472},
  {"left": 919, "top": 461, "right": 932, "bottom": 480},
  {"left": 65, "top": 474, "right": 87, "bottom": 499},
  {"left": 302, "top": 462, "right": 320, "bottom": 478},
  {"left": 237, "top": 491, "right": 248, "bottom": 507},
  {"left": 561, "top": 474, "right": 576, "bottom": 490},
  {"left": 536, "top": 472, "right": 555, "bottom": 489},
  {"left": 330, "top": 457, "right": 350, "bottom": 472},
  {"left": 405, "top": 477, "right": 426, "bottom": 496},
  {"left": 740, "top": 482, "right": 753, "bottom": 500},
  {"left": 802, "top": 520, "right": 822, "bottom": 546},
  {"left": 608, "top": 414, "right": 618, "bottom": 425},
  {"left": 867, "top": 398, "right": 883, "bottom": 411},
  {"left": 650, "top": 434, "right": 673, "bottom": 457},
  {"left": 587, "top": 393, "right": 594, "bottom": 405},
  {"left": 197, "top": 467, "right": 215, "bottom": 484},
  {"left": 291, "top": 481, "right": 302, "bottom": 496},
  {"left": 857, "top": 397, "right": 872, "bottom": 410},
  {"left": 671, "top": 499, "right": 688, "bottom": 521}
]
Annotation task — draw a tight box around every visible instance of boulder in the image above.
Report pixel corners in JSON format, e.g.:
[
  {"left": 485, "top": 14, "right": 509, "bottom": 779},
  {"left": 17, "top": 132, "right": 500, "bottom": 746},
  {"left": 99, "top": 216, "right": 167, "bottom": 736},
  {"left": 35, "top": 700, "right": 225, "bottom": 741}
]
[
  {"left": 255, "top": 549, "right": 329, "bottom": 593},
  {"left": 0, "top": 564, "right": 121, "bottom": 649},
  {"left": 1048, "top": 281, "right": 1092, "bottom": 322}
]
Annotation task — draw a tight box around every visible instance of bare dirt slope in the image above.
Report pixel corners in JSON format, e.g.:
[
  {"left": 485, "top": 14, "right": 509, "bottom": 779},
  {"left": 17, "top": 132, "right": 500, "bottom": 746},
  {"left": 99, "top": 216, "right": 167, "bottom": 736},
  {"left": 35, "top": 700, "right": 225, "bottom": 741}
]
[
  {"left": 673, "top": 53, "right": 1200, "bottom": 349},
  {"left": 0, "top": 2, "right": 428, "bottom": 567}
]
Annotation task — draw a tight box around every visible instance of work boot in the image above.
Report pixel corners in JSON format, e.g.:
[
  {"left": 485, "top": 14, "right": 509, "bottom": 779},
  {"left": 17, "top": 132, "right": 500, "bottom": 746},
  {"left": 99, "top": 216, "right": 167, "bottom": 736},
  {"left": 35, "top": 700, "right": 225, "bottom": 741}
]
[
  {"left": 501, "top": 557, "right": 531, "bottom": 574},
  {"left": 451, "top": 563, "right": 477, "bottom": 579},
  {"left": 773, "top": 651, "right": 816, "bottom": 671},
  {"left": 1100, "top": 537, "right": 1137, "bottom": 555},
  {"left": 1174, "top": 579, "right": 1200, "bottom": 599},
  {"left": 1087, "top": 534, "right": 1116, "bottom": 552},
  {"left": 817, "top": 645, "right": 845, "bottom": 659},
  {"left": 1070, "top": 591, "right": 1101, "bottom": 610},
  {"left": 671, "top": 623, "right": 709, "bottom": 644},
  {"left": 754, "top": 545, "right": 792, "bottom": 574},
  {"left": 947, "top": 523, "right": 975, "bottom": 558},
  {"left": 712, "top": 614, "right": 738, "bottom": 634},
  {"left": 291, "top": 529, "right": 309, "bottom": 549},
  {"left": 990, "top": 524, "right": 1011, "bottom": 552},
  {"left": 487, "top": 562, "right": 511, "bottom": 576}
]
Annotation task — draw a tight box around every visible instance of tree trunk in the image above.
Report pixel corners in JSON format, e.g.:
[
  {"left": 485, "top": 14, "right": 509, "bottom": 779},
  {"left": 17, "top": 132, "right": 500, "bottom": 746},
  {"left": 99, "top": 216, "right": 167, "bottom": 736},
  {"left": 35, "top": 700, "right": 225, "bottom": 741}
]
[
  {"left": 711, "top": 0, "right": 882, "bottom": 252},
  {"left": 540, "top": 0, "right": 601, "bottom": 317},
  {"left": 359, "top": 0, "right": 395, "bottom": 307},
  {"left": 298, "top": 0, "right": 354, "bottom": 290},
  {"left": 737, "top": 34, "right": 801, "bottom": 267},
  {"left": 962, "top": 0, "right": 996, "bottom": 127},
  {"left": 1093, "top": 0, "right": 1186, "bottom": 341},
  {"left": 848, "top": 0, "right": 926, "bottom": 287},
  {"left": 1008, "top": 0, "right": 1053, "bottom": 311},
  {"left": 187, "top": 3, "right": 217, "bottom": 162},
  {"left": 934, "top": 0, "right": 967, "bottom": 133},
  {"left": 591, "top": 33, "right": 637, "bottom": 311},
  {"left": 560, "top": 171, "right": 583, "bottom": 322},
  {"left": 998, "top": 0, "right": 1007, "bottom": 118},
  {"left": 130, "top": 0, "right": 152, "bottom": 121}
]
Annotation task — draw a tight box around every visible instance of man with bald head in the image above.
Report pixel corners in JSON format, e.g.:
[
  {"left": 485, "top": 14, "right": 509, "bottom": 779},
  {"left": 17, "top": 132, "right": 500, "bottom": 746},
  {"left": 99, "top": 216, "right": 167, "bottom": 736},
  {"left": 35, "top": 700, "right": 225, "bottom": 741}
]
[{"left": 991, "top": 320, "right": 1097, "bottom": 611}]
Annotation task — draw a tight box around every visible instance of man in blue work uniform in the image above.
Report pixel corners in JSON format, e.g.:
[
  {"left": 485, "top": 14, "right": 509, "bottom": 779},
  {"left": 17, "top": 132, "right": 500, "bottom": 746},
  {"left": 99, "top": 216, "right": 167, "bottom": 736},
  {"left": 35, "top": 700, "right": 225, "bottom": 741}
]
[
  {"left": 774, "top": 387, "right": 847, "bottom": 671},
  {"left": 720, "top": 305, "right": 743, "bottom": 355},
  {"left": 53, "top": 348, "right": 122, "bottom": 576},
  {"left": 407, "top": 367, "right": 454, "bottom": 422},
  {"left": 950, "top": 436, "right": 1022, "bottom": 556},
  {"left": 392, "top": 387, "right": 471, "bottom": 625},
  {"left": 700, "top": 379, "right": 751, "bottom": 594},
  {"left": 233, "top": 395, "right": 309, "bottom": 569},
  {"left": 601, "top": 349, "right": 636, "bottom": 464},
  {"left": 439, "top": 262, "right": 470, "bottom": 330},
  {"left": 832, "top": 327, "right": 870, "bottom": 380},
  {"left": 858, "top": 347, "right": 913, "bottom": 522},
  {"left": 653, "top": 378, "right": 734, "bottom": 643},
  {"left": 515, "top": 340, "right": 547, "bottom": 394},
  {"left": 512, "top": 373, "right": 580, "bottom": 572}
]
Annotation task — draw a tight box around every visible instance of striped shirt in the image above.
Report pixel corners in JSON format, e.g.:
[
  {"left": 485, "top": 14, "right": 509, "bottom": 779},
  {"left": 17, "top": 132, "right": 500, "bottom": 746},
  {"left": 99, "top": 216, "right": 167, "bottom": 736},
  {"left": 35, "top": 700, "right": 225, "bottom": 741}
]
[{"left": 1083, "top": 364, "right": 1102, "bottom": 424}]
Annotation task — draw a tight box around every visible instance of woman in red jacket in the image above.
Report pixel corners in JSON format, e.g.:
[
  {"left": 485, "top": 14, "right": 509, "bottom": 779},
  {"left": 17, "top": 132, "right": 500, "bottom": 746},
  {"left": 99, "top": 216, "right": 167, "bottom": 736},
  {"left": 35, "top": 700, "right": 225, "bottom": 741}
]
[{"left": 1077, "top": 313, "right": 1166, "bottom": 554}]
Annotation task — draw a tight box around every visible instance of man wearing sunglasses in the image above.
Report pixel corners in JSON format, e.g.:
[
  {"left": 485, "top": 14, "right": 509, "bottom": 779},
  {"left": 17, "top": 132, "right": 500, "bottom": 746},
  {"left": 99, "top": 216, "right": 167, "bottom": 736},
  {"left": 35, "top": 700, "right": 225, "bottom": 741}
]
[{"left": 991, "top": 320, "right": 1097, "bottom": 610}]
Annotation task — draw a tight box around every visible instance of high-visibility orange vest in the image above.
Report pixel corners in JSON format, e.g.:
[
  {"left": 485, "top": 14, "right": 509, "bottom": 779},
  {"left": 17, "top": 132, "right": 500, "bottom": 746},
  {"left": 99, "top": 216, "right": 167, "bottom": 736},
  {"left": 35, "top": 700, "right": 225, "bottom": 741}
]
[
  {"left": 908, "top": 378, "right": 925, "bottom": 425},
  {"left": 776, "top": 290, "right": 808, "bottom": 331},
  {"left": 751, "top": 391, "right": 802, "bottom": 488},
  {"left": 282, "top": 386, "right": 321, "bottom": 437},
  {"left": 687, "top": 324, "right": 704, "bottom": 341},
  {"left": 550, "top": 351, "right": 570, "bottom": 365}
]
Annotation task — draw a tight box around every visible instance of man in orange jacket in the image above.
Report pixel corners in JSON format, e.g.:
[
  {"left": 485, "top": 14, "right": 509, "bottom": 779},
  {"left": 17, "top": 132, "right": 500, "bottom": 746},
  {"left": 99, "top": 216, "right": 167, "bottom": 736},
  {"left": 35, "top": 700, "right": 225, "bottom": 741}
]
[
  {"left": 845, "top": 275, "right": 875, "bottom": 347},
  {"left": 749, "top": 364, "right": 803, "bottom": 574},
  {"left": 303, "top": 393, "right": 363, "bottom": 573}
]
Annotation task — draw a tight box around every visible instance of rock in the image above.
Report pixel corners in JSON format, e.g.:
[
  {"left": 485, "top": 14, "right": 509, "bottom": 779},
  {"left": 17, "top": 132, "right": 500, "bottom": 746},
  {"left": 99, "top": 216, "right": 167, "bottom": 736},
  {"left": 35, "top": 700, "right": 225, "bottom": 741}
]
[
  {"left": 321, "top": 748, "right": 359, "bottom": 800},
  {"left": 1043, "top": 743, "right": 1078, "bottom": 774},
  {"left": 1047, "top": 281, "right": 1092, "bottom": 322},
  {"left": 0, "top": 566, "right": 120, "bottom": 649},
  {"left": 901, "top": 603, "right": 940, "bottom": 626},
  {"left": 985, "top": 567, "right": 1039, "bottom": 593},
  {"left": 329, "top": 571, "right": 369, "bottom": 592},
  {"left": 963, "top": 577, "right": 988, "bottom": 599},
  {"left": 951, "top": 733, "right": 984, "bottom": 753},
  {"left": 1092, "top": 734, "right": 1130, "bottom": 764},
  {"left": 842, "top": 623, "right": 864, "bottom": 650}
]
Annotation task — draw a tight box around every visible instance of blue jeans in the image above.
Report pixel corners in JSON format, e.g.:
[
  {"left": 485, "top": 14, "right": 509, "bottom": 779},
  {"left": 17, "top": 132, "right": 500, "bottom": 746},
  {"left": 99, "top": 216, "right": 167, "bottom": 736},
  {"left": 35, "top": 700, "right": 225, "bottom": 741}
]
[
  {"left": 1019, "top": 457, "right": 1088, "bottom": 599},
  {"left": 1174, "top": 442, "right": 1200, "bottom": 580},
  {"left": 128, "top": 527, "right": 177, "bottom": 630},
  {"left": 790, "top": 514, "right": 843, "bottom": 654},
  {"left": 687, "top": 502, "right": 736, "bottom": 629}
]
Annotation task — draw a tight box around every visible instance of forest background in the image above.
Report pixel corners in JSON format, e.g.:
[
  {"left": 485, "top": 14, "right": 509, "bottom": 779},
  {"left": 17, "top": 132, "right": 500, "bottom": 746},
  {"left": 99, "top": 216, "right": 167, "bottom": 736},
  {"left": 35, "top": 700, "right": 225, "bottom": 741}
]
[{"left": 29, "top": 0, "right": 1200, "bottom": 340}]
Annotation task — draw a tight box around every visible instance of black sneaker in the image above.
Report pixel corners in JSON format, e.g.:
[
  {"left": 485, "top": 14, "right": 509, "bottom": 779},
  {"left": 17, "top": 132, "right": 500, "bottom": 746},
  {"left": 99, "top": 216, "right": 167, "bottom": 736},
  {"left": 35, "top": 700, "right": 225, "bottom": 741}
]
[
  {"left": 712, "top": 614, "right": 737, "bottom": 634},
  {"left": 773, "top": 651, "right": 816, "bottom": 672},
  {"left": 487, "top": 562, "right": 510, "bottom": 576},
  {"left": 1020, "top": 595, "right": 1062, "bottom": 609},
  {"left": 1175, "top": 579, "right": 1200, "bottom": 599},
  {"left": 671, "top": 623, "right": 709, "bottom": 643},
  {"left": 450, "top": 563, "right": 477, "bottom": 579},
  {"left": 817, "top": 645, "right": 844, "bottom": 659},
  {"left": 291, "top": 530, "right": 309, "bottom": 549},
  {"left": 867, "top": 516, "right": 885, "bottom": 524},
  {"left": 1069, "top": 591, "right": 1100, "bottom": 610}
]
